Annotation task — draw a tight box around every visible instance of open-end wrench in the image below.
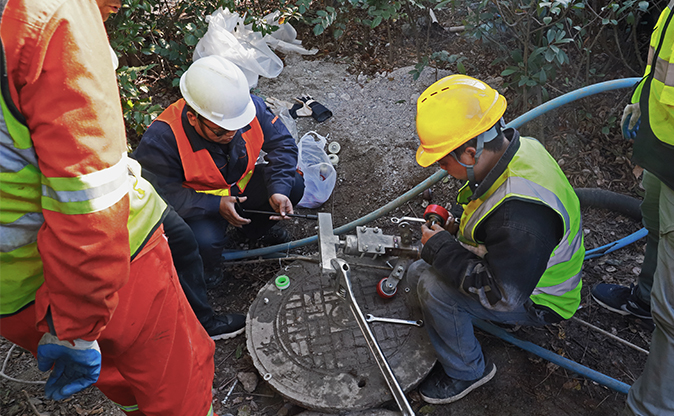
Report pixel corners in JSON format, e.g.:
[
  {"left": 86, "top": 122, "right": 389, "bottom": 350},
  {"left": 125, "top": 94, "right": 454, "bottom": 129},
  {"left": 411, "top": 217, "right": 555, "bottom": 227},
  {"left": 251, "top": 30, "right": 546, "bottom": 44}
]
[
  {"left": 390, "top": 216, "right": 426, "bottom": 224},
  {"left": 365, "top": 314, "right": 424, "bottom": 327}
]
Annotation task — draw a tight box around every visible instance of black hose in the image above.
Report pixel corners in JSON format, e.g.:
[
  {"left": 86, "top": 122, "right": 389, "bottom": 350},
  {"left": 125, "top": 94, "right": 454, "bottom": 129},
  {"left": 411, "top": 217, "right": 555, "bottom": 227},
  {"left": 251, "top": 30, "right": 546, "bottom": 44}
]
[{"left": 575, "top": 188, "right": 642, "bottom": 222}]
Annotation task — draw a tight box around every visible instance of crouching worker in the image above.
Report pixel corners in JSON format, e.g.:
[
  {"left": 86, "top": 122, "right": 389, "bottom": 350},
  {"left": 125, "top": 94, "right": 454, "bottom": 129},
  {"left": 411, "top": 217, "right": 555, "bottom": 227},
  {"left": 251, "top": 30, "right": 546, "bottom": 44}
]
[
  {"left": 134, "top": 56, "right": 304, "bottom": 280},
  {"left": 410, "top": 75, "right": 585, "bottom": 404}
]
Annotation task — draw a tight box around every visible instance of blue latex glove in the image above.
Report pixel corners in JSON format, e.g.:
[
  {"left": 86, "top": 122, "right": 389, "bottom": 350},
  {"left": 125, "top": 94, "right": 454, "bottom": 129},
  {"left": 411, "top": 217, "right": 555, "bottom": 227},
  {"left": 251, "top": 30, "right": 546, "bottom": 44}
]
[
  {"left": 621, "top": 103, "right": 641, "bottom": 140},
  {"left": 37, "top": 333, "right": 101, "bottom": 400}
]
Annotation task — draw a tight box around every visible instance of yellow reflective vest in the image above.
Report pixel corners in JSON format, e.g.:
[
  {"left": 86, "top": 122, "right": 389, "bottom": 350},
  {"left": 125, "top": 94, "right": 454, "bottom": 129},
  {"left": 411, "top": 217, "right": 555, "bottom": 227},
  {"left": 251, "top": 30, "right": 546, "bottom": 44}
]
[
  {"left": 631, "top": 0, "right": 674, "bottom": 190},
  {"left": 456, "top": 137, "right": 584, "bottom": 319}
]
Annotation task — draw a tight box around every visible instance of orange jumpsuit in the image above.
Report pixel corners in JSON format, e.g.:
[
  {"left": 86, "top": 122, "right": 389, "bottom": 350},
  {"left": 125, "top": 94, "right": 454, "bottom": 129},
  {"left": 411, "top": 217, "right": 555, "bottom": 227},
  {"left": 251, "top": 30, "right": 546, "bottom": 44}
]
[{"left": 0, "top": 0, "right": 215, "bottom": 414}]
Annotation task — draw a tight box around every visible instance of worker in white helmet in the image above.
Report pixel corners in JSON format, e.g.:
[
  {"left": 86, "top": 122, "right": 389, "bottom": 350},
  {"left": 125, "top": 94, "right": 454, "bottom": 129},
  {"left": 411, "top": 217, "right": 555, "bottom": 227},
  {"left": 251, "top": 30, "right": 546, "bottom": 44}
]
[
  {"left": 409, "top": 74, "right": 584, "bottom": 404},
  {"left": 134, "top": 55, "right": 304, "bottom": 290}
]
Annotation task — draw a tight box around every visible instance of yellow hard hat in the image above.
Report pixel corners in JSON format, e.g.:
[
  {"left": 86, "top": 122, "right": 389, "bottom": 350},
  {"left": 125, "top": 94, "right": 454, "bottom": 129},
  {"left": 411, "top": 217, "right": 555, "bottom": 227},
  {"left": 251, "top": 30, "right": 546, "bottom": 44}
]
[{"left": 416, "top": 75, "right": 507, "bottom": 167}]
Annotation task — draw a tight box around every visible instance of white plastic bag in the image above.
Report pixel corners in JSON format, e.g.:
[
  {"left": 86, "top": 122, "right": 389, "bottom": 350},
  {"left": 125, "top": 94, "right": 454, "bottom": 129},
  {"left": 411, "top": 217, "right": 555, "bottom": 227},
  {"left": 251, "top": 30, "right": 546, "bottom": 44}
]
[
  {"left": 194, "top": 8, "right": 283, "bottom": 88},
  {"left": 296, "top": 132, "right": 336, "bottom": 209},
  {"left": 262, "top": 11, "right": 318, "bottom": 56}
]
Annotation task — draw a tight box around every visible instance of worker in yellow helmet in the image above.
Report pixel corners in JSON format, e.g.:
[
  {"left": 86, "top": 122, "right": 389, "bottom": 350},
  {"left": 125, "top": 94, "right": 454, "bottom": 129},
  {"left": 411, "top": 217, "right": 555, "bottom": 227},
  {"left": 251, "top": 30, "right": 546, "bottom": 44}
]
[{"left": 409, "top": 75, "right": 585, "bottom": 404}]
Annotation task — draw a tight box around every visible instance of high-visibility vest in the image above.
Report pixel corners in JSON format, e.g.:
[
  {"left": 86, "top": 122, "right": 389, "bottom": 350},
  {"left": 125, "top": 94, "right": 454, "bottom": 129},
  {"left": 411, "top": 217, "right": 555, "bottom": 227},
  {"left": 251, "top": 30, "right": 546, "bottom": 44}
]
[
  {"left": 456, "top": 137, "right": 584, "bottom": 319},
  {"left": 0, "top": 45, "right": 167, "bottom": 316},
  {"left": 155, "top": 99, "right": 264, "bottom": 197},
  {"left": 631, "top": 0, "right": 674, "bottom": 190}
]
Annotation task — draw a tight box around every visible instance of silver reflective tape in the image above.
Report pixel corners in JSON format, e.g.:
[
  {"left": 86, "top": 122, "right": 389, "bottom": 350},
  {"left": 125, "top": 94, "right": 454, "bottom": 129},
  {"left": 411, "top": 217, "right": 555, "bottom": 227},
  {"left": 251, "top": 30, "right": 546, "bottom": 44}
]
[
  {"left": 532, "top": 271, "right": 581, "bottom": 297},
  {"left": 0, "top": 127, "right": 38, "bottom": 173},
  {"left": 41, "top": 173, "right": 128, "bottom": 204},
  {"left": 547, "top": 230, "right": 583, "bottom": 268},
  {"left": 653, "top": 56, "right": 674, "bottom": 87},
  {"left": 0, "top": 212, "right": 44, "bottom": 252},
  {"left": 463, "top": 177, "right": 570, "bottom": 239},
  {"left": 40, "top": 154, "right": 129, "bottom": 210}
]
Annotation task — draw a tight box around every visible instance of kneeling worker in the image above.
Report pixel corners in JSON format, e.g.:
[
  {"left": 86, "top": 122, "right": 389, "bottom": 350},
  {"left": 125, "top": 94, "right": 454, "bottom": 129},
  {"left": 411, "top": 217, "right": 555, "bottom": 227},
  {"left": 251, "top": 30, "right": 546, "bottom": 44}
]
[
  {"left": 410, "top": 75, "right": 585, "bottom": 403},
  {"left": 134, "top": 56, "right": 305, "bottom": 280}
]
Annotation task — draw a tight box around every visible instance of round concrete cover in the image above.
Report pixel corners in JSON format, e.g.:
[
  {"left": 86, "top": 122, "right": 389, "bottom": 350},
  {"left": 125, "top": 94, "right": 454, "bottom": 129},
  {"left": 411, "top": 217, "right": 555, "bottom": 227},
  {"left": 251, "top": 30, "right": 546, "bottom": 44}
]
[{"left": 246, "top": 259, "right": 436, "bottom": 412}]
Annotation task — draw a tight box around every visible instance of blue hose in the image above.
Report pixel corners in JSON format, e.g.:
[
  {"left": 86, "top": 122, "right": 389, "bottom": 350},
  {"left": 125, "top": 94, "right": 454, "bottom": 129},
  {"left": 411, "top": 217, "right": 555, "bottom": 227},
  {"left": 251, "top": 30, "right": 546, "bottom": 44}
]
[
  {"left": 472, "top": 319, "right": 631, "bottom": 394},
  {"left": 222, "top": 169, "right": 447, "bottom": 260},
  {"left": 507, "top": 78, "right": 641, "bottom": 129},
  {"left": 584, "top": 227, "right": 648, "bottom": 260},
  {"left": 229, "top": 79, "right": 644, "bottom": 395},
  {"left": 223, "top": 77, "right": 643, "bottom": 261}
]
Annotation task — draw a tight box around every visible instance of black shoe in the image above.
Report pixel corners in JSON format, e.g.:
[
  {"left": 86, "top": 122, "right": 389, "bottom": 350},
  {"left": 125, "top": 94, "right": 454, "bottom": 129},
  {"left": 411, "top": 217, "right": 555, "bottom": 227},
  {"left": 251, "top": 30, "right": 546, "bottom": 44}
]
[
  {"left": 591, "top": 283, "right": 651, "bottom": 319},
  {"left": 419, "top": 360, "right": 496, "bottom": 404},
  {"left": 203, "top": 314, "right": 246, "bottom": 341},
  {"left": 204, "top": 267, "right": 225, "bottom": 290},
  {"left": 256, "top": 224, "right": 292, "bottom": 246}
]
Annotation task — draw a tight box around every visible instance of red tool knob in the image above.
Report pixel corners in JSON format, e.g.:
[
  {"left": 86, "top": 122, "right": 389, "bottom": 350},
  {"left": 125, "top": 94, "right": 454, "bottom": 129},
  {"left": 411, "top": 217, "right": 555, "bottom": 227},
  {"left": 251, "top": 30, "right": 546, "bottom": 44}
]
[
  {"left": 424, "top": 204, "right": 450, "bottom": 226},
  {"left": 376, "top": 277, "right": 397, "bottom": 299}
]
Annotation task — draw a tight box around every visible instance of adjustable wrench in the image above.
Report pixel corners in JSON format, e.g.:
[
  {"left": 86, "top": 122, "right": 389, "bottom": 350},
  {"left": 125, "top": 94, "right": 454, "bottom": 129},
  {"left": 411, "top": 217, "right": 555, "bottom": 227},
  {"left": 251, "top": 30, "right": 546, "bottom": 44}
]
[{"left": 365, "top": 314, "right": 424, "bottom": 327}]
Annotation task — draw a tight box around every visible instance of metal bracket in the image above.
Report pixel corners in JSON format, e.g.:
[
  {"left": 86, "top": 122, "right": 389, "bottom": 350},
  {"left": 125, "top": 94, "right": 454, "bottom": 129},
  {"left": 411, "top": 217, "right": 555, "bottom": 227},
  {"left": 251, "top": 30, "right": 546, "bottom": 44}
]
[{"left": 317, "top": 212, "right": 341, "bottom": 275}]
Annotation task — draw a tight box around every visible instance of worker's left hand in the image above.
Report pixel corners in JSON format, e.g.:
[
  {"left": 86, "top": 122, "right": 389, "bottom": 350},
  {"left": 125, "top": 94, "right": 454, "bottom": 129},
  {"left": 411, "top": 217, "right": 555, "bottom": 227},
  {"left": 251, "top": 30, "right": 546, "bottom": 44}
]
[
  {"left": 621, "top": 103, "right": 641, "bottom": 140},
  {"left": 37, "top": 333, "right": 101, "bottom": 401},
  {"left": 421, "top": 222, "right": 445, "bottom": 245},
  {"left": 444, "top": 213, "right": 459, "bottom": 235},
  {"left": 269, "top": 194, "right": 294, "bottom": 220}
]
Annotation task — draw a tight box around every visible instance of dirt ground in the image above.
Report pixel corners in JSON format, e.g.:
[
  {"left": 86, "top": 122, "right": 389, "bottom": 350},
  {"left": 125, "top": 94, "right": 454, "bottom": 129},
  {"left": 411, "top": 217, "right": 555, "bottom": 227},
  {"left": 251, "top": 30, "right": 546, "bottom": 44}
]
[{"left": 0, "top": 8, "right": 654, "bottom": 416}]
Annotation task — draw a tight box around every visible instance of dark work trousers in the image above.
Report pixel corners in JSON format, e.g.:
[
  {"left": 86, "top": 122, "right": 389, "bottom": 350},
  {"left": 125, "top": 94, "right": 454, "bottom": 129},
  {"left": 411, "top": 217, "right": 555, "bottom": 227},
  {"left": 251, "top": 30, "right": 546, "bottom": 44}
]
[
  {"left": 185, "top": 166, "right": 305, "bottom": 271},
  {"left": 163, "top": 206, "right": 214, "bottom": 325}
]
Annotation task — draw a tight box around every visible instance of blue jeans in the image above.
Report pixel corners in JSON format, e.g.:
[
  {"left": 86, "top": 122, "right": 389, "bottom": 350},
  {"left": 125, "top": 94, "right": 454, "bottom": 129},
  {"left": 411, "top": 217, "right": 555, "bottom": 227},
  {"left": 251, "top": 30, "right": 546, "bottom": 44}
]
[
  {"left": 626, "top": 171, "right": 674, "bottom": 415},
  {"left": 186, "top": 167, "right": 305, "bottom": 270},
  {"left": 409, "top": 260, "right": 551, "bottom": 380}
]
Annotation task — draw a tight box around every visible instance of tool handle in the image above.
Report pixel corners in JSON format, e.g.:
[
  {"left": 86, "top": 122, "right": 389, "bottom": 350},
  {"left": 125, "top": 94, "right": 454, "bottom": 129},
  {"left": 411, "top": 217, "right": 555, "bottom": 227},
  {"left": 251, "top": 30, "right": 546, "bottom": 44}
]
[{"left": 242, "top": 208, "right": 317, "bottom": 220}]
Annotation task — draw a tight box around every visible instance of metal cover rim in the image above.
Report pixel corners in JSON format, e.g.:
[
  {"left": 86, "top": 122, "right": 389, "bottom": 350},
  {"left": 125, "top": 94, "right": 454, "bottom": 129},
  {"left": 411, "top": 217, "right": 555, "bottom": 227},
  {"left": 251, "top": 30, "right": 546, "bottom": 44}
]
[{"left": 246, "top": 259, "right": 435, "bottom": 412}]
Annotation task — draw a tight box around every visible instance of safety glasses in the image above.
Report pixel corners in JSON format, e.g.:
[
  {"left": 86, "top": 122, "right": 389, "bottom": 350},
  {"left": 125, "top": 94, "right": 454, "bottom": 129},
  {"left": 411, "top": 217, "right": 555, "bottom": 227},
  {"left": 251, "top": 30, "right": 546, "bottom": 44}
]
[{"left": 198, "top": 116, "right": 230, "bottom": 137}]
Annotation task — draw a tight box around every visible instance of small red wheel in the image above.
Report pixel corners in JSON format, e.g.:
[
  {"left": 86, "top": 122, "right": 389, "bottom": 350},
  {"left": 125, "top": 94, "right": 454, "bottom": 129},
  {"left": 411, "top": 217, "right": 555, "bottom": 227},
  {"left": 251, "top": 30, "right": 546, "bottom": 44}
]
[
  {"left": 376, "top": 277, "right": 397, "bottom": 299},
  {"left": 424, "top": 204, "right": 450, "bottom": 225}
]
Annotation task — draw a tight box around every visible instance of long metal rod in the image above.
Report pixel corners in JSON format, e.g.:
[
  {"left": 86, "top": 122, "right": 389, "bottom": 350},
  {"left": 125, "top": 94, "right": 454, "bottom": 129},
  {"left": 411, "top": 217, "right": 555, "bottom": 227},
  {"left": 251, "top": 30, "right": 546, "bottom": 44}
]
[
  {"left": 332, "top": 258, "right": 414, "bottom": 416},
  {"left": 241, "top": 208, "right": 318, "bottom": 220},
  {"left": 571, "top": 317, "right": 649, "bottom": 355}
]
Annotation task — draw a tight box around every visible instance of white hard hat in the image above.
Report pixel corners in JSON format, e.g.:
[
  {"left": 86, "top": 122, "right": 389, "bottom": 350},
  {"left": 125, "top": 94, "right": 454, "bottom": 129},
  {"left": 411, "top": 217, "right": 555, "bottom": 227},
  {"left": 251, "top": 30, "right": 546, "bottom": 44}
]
[{"left": 180, "top": 56, "right": 255, "bottom": 131}]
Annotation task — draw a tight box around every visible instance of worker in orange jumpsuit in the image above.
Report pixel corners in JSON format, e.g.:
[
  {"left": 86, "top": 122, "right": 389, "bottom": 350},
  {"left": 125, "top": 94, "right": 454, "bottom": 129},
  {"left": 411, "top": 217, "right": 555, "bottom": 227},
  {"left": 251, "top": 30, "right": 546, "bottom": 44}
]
[{"left": 0, "top": 0, "right": 216, "bottom": 414}]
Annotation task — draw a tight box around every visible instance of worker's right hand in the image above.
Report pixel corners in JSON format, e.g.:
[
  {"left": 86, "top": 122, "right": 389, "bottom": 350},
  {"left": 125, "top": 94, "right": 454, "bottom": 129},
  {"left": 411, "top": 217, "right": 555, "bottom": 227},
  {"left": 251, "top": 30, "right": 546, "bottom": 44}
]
[
  {"left": 621, "top": 103, "right": 641, "bottom": 140},
  {"left": 219, "top": 196, "right": 251, "bottom": 227},
  {"left": 37, "top": 333, "right": 101, "bottom": 401},
  {"left": 421, "top": 222, "right": 445, "bottom": 245}
]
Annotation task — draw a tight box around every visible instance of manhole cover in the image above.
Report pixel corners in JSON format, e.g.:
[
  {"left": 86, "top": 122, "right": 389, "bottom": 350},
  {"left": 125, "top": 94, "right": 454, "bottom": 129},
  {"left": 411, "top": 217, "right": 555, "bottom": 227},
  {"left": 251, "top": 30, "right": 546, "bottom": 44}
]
[{"left": 246, "top": 258, "right": 435, "bottom": 412}]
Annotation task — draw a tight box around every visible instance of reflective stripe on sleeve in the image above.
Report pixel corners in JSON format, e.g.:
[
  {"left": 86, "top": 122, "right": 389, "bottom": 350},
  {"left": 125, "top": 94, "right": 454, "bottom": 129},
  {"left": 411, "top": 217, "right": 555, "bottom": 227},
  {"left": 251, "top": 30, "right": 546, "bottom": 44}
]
[
  {"left": 41, "top": 154, "right": 129, "bottom": 214},
  {"left": 112, "top": 402, "right": 139, "bottom": 412}
]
